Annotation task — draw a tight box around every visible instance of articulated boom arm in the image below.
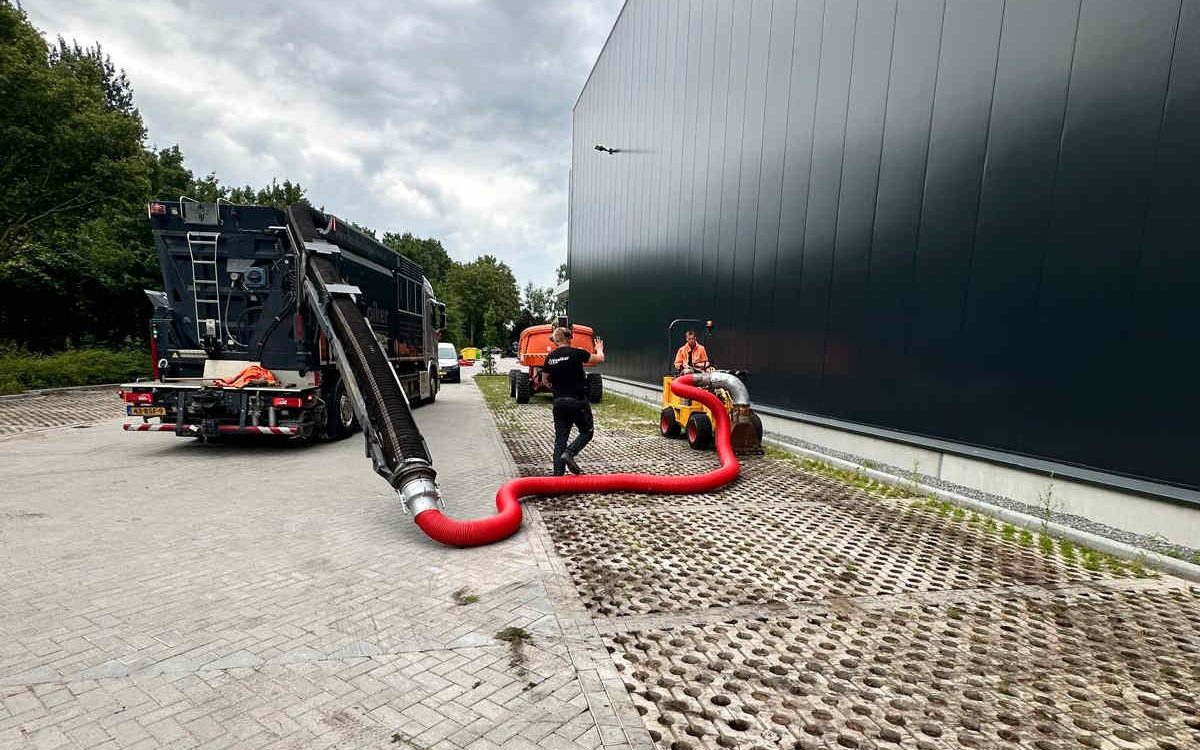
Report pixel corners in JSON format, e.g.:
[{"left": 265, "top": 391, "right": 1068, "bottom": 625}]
[{"left": 278, "top": 207, "right": 442, "bottom": 515}]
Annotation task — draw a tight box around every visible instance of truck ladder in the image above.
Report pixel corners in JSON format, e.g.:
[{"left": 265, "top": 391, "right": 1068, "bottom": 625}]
[{"left": 186, "top": 231, "right": 223, "bottom": 343}]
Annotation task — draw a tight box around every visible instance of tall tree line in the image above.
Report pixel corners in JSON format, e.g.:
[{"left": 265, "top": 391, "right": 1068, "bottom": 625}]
[
  {"left": 380, "top": 233, "right": 520, "bottom": 349},
  {"left": 0, "top": 3, "right": 314, "bottom": 350},
  {"left": 0, "top": 2, "right": 534, "bottom": 353}
]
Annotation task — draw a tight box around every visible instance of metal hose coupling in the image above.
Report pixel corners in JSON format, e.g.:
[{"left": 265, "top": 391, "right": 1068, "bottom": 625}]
[
  {"left": 399, "top": 476, "right": 442, "bottom": 515},
  {"left": 691, "top": 371, "right": 750, "bottom": 406}
]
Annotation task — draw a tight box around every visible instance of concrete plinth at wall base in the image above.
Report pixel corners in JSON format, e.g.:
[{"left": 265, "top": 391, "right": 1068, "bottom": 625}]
[
  {"left": 603, "top": 376, "right": 1200, "bottom": 563},
  {"left": 760, "top": 438, "right": 1200, "bottom": 584}
]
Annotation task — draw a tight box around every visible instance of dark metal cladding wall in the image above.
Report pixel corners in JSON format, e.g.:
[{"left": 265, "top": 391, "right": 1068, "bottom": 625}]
[{"left": 570, "top": 0, "right": 1200, "bottom": 493}]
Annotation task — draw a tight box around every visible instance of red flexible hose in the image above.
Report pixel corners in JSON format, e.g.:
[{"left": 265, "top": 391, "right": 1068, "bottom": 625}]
[{"left": 413, "top": 374, "right": 738, "bottom": 548}]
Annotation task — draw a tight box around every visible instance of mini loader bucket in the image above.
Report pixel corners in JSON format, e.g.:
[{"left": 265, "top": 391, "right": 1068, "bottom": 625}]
[{"left": 729, "top": 404, "right": 763, "bottom": 455}]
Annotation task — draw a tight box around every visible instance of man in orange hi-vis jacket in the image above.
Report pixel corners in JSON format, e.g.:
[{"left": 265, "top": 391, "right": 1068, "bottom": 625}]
[{"left": 673, "top": 329, "right": 711, "bottom": 374}]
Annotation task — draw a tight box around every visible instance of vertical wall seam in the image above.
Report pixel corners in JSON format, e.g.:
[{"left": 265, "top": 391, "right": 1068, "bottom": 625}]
[
  {"left": 711, "top": 0, "right": 737, "bottom": 303},
  {"left": 818, "top": 0, "right": 862, "bottom": 390},
  {"left": 726, "top": 0, "right": 754, "bottom": 318},
  {"left": 797, "top": 0, "right": 830, "bottom": 325},
  {"left": 1132, "top": 0, "right": 1186, "bottom": 289},
  {"left": 767, "top": 0, "right": 802, "bottom": 335},
  {"left": 747, "top": 0, "right": 778, "bottom": 332},
  {"left": 1029, "top": 0, "right": 1083, "bottom": 332},
  {"left": 866, "top": 0, "right": 901, "bottom": 288},
  {"left": 958, "top": 0, "right": 1009, "bottom": 342},
  {"left": 901, "top": 0, "right": 950, "bottom": 368}
]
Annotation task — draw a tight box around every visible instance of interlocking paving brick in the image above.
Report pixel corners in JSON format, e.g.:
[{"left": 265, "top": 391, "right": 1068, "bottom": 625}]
[
  {"left": 0, "top": 388, "right": 121, "bottom": 437},
  {"left": 0, "top": 372, "right": 646, "bottom": 749}
]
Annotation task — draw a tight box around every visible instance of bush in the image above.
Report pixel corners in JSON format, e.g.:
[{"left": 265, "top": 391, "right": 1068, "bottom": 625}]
[{"left": 0, "top": 347, "right": 149, "bottom": 395}]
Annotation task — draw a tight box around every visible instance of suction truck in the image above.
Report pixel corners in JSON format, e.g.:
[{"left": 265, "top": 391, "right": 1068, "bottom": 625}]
[
  {"left": 121, "top": 199, "right": 445, "bottom": 492},
  {"left": 120, "top": 198, "right": 758, "bottom": 548}
]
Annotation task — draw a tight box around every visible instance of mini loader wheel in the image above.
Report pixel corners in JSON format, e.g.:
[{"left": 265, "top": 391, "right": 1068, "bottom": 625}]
[
  {"left": 587, "top": 372, "right": 603, "bottom": 403},
  {"left": 660, "top": 407, "right": 681, "bottom": 438},
  {"left": 514, "top": 370, "right": 532, "bottom": 404},
  {"left": 686, "top": 412, "right": 713, "bottom": 449}
]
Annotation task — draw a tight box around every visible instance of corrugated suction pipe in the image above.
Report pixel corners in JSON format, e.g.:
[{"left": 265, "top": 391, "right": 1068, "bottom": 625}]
[{"left": 411, "top": 373, "right": 738, "bottom": 548}]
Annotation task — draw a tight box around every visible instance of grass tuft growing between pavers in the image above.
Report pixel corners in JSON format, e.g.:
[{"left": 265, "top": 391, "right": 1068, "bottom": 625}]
[
  {"left": 908, "top": 495, "right": 1160, "bottom": 578},
  {"left": 475, "top": 376, "right": 1167, "bottom": 580},
  {"left": 764, "top": 444, "right": 912, "bottom": 499},
  {"left": 494, "top": 626, "right": 533, "bottom": 675},
  {"left": 474, "top": 374, "right": 658, "bottom": 432},
  {"left": 473, "top": 375, "right": 524, "bottom": 433},
  {"left": 591, "top": 389, "right": 658, "bottom": 431}
]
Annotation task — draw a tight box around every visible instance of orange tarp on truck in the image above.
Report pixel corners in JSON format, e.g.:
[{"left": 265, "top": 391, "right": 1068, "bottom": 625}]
[{"left": 210, "top": 365, "right": 278, "bottom": 388}]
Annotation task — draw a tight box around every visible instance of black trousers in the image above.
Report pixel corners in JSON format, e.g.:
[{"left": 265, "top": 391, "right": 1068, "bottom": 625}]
[{"left": 552, "top": 396, "right": 594, "bottom": 475}]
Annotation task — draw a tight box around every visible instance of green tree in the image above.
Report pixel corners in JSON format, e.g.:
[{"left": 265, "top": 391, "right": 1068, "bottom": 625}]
[
  {"left": 0, "top": 3, "right": 148, "bottom": 258},
  {"left": 347, "top": 220, "right": 376, "bottom": 239},
  {"left": 226, "top": 178, "right": 306, "bottom": 207},
  {"left": 146, "top": 145, "right": 192, "bottom": 198},
  {"left": 382, "top": 232, "right": 453, "bottom": 289},
  {"left": 181, "top": 172, "right": 306, "bottom": 207},
  {"left": 556, "top": 262, "right": 569, "bottom": 284},
  {"left": 444, "top": 255, "right": 519, "bottom": 347},
  {"left": 0, "top": 2, "right": 310, "bottom": 351},
  {"left": 482, "top": 305, "right": 500, "bottom": 349},
  {"left": 510, "top": 282, "right": 555, "bottom": 340},
  {"left": 0, "top": 2, "right": 153, "bottom": 349},
  {"left": 49, "top": 38, "right": 134, "bottom": 115}
]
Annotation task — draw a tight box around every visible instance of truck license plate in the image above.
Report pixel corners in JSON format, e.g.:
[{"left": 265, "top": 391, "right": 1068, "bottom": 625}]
[{"left": 127, "top": 406, "right": 166, "bottom": 416}]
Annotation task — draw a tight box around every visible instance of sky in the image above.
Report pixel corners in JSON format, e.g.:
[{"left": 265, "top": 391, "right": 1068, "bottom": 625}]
[{"left": 26, "top": 0, "right": 625, "bottom": 289}]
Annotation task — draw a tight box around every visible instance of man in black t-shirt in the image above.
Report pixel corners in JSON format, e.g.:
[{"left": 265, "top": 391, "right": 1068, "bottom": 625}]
[{"left": 543, "top": 327, "right": 606, "bottom": 475}]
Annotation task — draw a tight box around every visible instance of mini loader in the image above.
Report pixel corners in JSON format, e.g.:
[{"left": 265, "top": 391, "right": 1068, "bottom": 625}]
[{"left": 658, "top": 319, "right": 762, "bottom": 453}]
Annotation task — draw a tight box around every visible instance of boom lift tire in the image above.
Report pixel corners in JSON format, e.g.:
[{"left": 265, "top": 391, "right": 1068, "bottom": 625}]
[
  {"left": 686, "top": 412, "right": 713, "bottom": 449},
  {"left": 514, "top": 371, "right": 532, "bottom": 404},
  {"left": 324, "top": 376, "right": 358, "bottom": 440},
  {"left": 509, "top": 369, "right": 519, "bottom": 398},
  {"left": 587, "top": 372, "right": 603, "bottom": 403},
  {"left": 660, "top": 407, "right": 681, "bottom": 438}
]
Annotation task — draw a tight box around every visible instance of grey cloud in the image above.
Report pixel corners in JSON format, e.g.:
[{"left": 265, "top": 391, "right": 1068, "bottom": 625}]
[{"left": 27, "top": 0, "right": 624, "bottom": 287}]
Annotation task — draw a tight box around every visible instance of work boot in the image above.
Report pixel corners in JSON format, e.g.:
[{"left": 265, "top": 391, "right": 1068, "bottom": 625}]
[{"left": 561, "top": 452, "right": 582, "bottom": 475}]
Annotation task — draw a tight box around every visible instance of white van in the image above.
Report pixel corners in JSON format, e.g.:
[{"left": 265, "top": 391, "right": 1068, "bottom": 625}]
[{"left": 438, "top": 343, "right": 461, "bottom": 383}]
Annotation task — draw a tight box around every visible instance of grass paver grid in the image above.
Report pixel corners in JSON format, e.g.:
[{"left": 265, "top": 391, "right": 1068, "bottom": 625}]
[{"left": 474, "top": 376, "right": 1200, "bottom": 750}]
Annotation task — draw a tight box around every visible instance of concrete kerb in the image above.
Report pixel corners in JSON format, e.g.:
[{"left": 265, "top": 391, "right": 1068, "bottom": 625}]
[
  {"left": 599, "top": 375, "right": 1200, "bottom": 584},
  {"left": 0, "top": 382, "right": 122, "bottom": 400},
  {"left": 471, "top": 372, "right": 656, "bottom": 750},
  {"left": 760, "top": 435, "right": 1200, "bottom": 584}
]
